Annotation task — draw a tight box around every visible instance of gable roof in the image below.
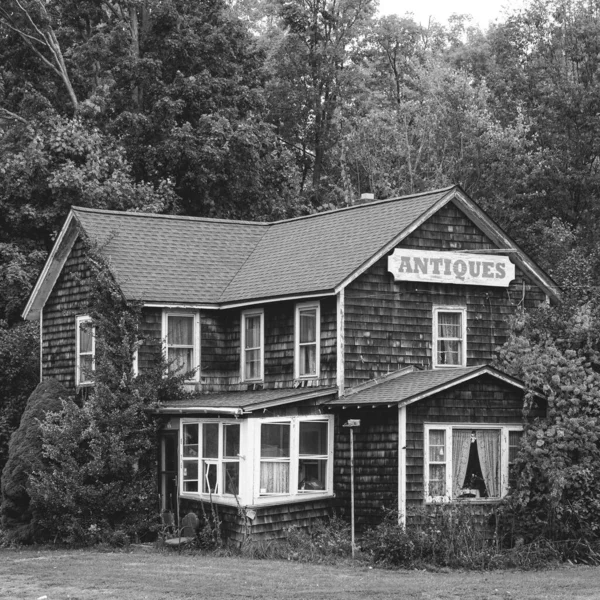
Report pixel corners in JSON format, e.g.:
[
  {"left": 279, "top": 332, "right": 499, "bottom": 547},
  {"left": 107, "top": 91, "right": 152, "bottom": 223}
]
[
  {"left": 22, "top": 185, "right": 560, "bottom": 320},
  {"left": 326, "top": 365, "right": 529, "bottom": 408}
]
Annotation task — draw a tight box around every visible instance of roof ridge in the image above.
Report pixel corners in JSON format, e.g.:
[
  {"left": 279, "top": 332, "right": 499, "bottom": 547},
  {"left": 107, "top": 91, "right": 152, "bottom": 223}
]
[
  {"left": 269, "top": 186, "right": 458, "bottom": 226},
  {"left": 71, "top": 206, "right": 268, "bottom": 227}
]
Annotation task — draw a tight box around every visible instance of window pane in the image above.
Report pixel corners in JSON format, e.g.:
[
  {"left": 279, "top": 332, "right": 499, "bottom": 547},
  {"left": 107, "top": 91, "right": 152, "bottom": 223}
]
[
  {"left": 245, "top": 315, "right": 260, "bottom": 349},
  {"left": 183, "top": 460, "right": 198, "bottom": 492},
  {"left": 300, "top": 310, "right": 316, "bottom": 343},
  {"left": 183, "top": 424, "right": 198, "bottom": 457},
  {"left": 261, "top": 423, "right": 290, "bottom": 457},
  {"left": 299, "top": 421, "right": 328, "bottom": 455},
  {"left": 168, "top": 316, "right": 194, "bottom": 346},
  {"left": 298, "top": 459, "right": 326, "bottom": 491},
  {"left": 429, "top": 430, "right": 445, "bottom": 461},
  {"left": 438, "top": 312, "right": 461, "bottom": 338},
  {"left": 202, "top": 462, "right": 217, "bottom": 494},
  {"left": 224, "top": 462, "right": 239, "bottom": 495},
  {"left": 508, "top": 431, "right": 522, "bottom": 463},
  {"left": 429, "top": 464, "right": 446, "bottom": 496},
  {"left": 260, "top": 462, "right": 289, "bottom": 494},
  {"left": 223, "top": 424, "right": 240, "bottom": 458},
  {"left": 438, "top": 340, "right": 461, "bottom": 365},
  {"left": 299, "top": 345, "right": 317, "bottom": 376},
  {"left": 203, "top": 423, "right": 219, "bottom": 459},
  {"left": 79, "top": 356, "right": 94, "bottom": 383},
  {"left": 79, "top": 322, "right": 93, "bottom": 353},
  {"left": 168, "top": 347, "right": 193, "bottom": 374},
  {"left": 245, "top": 348, "right": 261, "bottom": 380}
]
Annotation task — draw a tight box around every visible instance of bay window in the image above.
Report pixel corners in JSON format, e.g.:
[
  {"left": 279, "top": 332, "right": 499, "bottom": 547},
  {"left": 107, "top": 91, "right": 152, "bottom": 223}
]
[
  {"left": 433, "top": 306, "right": 466, "bottom": 368},
  {"left": 162, "top": 311, "right": 200, "bottom": 381},
  {"left": 241, "top": 309, "right": 264, "bottom": 381},
  {"left": 424, "top": 424, "right": 522, "bottom": 502},
  {"left": 182, "top": 421, "right": 240, "bottom": 496},
  {"left": 295, "top": 302, "right": 320, "bottom": 379},
  {"left": 76, "top": 315, "right": 94, "bottom": 386}
]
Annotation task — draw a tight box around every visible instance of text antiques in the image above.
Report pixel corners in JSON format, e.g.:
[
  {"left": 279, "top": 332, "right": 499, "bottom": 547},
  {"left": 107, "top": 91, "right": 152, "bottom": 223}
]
[{"left": 387, "top": 249, "right": 515, "bottom": 288}]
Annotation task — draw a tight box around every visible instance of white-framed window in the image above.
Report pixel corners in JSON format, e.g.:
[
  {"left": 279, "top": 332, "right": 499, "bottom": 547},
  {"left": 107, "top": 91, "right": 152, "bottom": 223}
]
[
  {"left": 295, "top": 302, "right": 320, "bottom": 379},
  {"left": 432, "top": 306, "right": 467, "bottom": 368},
  {"left": 181, "top": 420, "right": 241, "bottom": 497},
  {"left": 162, "top": 310, "right": 200, "bottom": 381},
  {"left": 424, "top": 424, "right": 523, "bottom": 503},
  {"left": 241, "top": 309, "right": 264, "bottom": 382},
  {"left": 75, "top": 315, "right": 94, "bottom": 386},
  {"left": 258, "top": 416, "right": 333, "bottom": 498}
]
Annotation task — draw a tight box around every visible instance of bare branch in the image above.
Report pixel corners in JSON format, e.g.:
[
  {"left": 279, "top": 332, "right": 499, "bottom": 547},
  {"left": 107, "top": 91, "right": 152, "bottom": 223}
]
[{"left": 0, "top": 107, "right": 27, "bottom": 124}]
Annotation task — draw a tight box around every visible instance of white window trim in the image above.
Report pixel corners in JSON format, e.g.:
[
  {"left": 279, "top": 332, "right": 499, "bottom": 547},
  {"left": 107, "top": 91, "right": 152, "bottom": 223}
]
[
  {"left": 241, "top": 308, "right": 264, "bottom": 382},
  {"left": 423, "top": 423, "right": 523, "bottom": 503},
  {"left": 253, "top": 415, "right": 334, "bottom": 505},
  {"left": 294, "top": 301, "right": 321, "bottom": 379},
  {"left": 432, "top": 305, "right": 467, "bottom": 368},
  {"left": 179, "top": 419, "right": 243, "bottom": 504},
  {"left": 162, "top": 310, "right": 201, "bottom": 382},
  {"left": 75, "top": 315, "right": 94, "bottom": 386}
]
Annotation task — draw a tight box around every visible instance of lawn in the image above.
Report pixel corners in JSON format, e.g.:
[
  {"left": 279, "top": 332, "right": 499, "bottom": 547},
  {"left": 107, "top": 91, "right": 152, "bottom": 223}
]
[{"left": 1, "top": 547, "right": 599, "bottom": 600}]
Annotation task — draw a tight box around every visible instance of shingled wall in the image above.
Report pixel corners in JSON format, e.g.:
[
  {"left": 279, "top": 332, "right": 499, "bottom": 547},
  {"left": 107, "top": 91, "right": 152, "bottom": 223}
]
[{"left": 344, "top": 201, "right": 547, "bottom": 389}]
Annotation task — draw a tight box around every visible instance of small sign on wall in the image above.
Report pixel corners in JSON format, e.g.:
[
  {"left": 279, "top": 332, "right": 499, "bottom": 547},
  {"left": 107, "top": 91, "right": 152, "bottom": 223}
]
[{"left": 388, "top": 249, "right": 515, "bottom": 287}]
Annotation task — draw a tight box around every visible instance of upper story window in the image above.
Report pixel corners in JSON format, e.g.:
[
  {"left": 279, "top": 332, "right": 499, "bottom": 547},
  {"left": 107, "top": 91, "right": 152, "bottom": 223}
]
[
  {"left": 433, "top": 306, "right": 466, "bottom": 368},
  {"left": 76, "top": 315, "right": 94, "bottom": 386},
  {"left": 424, "top": 424, "right": 522, "bottom": 503},
  {"left": 181, "top": 421, "right": 240, "bottom": 497},
  {"left": 241, "top": 309, "right": 264, "bottom": 382},
  {"left": 259, "top": 416, "right": 332, "bottom": 497},
  {"left": 295, "top": 302, "right": 320, "bottom": 379},
  {"left": 162, "top": 311, "right": 200, "bottom": 381}
]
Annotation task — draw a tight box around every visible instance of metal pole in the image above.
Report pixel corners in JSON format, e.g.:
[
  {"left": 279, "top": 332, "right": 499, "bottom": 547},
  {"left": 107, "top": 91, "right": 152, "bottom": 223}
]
[{"left": 350, "top": 427, "right": 355, "bottom": 559}]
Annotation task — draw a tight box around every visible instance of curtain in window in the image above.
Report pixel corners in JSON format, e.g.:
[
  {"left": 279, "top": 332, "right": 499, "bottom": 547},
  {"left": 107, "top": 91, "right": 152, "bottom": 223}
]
[
  {"left": 260, "top": 462, "right": 289, "bottom": 494},
  {"left": 476, "top": 429, "right": 500, "bottom": 497},
  {"left": 438, "top": 312, "right": 461, "bottom": 365},
  {"left": 245, "top": 315, "right": 261, "bottom": 379},
  {"left": 452, "top": 429, "right": 472, "bottom": 496},
  {"left": 168, "top": 316, "right": 194, "bottom": 373}
]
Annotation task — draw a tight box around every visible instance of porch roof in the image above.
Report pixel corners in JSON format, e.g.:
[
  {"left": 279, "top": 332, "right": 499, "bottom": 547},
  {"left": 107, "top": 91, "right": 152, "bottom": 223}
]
[
  {"left": 154, "top": 386, "right": 338, "bottom": 414},
  {"left": 327, "top": 365, "right": 528, "bottom": 408}
]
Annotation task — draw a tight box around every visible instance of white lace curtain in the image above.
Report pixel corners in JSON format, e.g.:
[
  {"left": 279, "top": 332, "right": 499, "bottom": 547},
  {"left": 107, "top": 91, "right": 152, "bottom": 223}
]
[
  {"left": 452, "top": 429, "right": 471, "bottom": 496},
  {"left": 476, "top": 429, "right": 500, "bottom": 497}
]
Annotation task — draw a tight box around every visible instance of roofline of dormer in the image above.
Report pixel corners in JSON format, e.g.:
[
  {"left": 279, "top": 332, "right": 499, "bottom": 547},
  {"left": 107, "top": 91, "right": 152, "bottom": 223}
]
[{"left": 22, "top": 210, "right": 80, "bottom": 322}]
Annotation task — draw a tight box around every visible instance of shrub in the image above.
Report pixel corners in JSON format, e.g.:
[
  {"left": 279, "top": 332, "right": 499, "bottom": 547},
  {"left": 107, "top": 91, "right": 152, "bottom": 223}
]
[{"left": 0, "top": 379, "right": 69, "bottom": 544}]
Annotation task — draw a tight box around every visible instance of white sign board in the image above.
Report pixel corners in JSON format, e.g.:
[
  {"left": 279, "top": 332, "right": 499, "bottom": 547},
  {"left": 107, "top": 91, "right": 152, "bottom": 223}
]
[{"left": 387, "top": 249, "right": 515, "bottom": 287}]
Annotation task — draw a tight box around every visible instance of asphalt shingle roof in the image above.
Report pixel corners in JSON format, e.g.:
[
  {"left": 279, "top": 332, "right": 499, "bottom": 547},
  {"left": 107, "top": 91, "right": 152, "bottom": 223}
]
[
  {"left": 327, "top": 366, "right": 523, "bottom": 406},
  {"left": 156, "top": 386, "right": 337, "bottom": 412},
  {"left": 72, "top": 186, "right": 453, "bottom": 306}
]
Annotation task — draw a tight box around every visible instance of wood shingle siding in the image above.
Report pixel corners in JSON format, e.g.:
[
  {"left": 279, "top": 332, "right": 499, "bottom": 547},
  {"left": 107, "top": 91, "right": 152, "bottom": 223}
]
[
  {"left": 344, "top": 202, "right": 547, "bottom": 389},
  {"left": 333, "top": 408, "right": 398, "bottom": 530},
  {"left": 42, "top": 237, "right": 91, "bottom": 388}
]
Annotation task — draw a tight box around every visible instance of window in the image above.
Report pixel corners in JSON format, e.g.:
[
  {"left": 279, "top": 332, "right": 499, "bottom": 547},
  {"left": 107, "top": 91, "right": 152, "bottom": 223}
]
[
  {"left": 241, "top": 309, "right": 264, "bottom": 381},
  {"left": 162, "top": 311, "right": 200, "bottom": 381},
  {"left": 295, "top": 302, "right": 320, "bottom": 379},
  {"left": 181, "top": 421, "right": 240, "bottom": 496},
  {"left": 508, "top": 430, "right": 523, "bottom": 490},
  {"left": 424, "top": 425, "right": 522, "bottom": 502},
  {"left": 76, "top": 315, "right": 94, "bottom": 386},
  {"left": 433, "top": 307, "right": 466, "bottom": 368},
  {"left": 259, "top": 417, "right": 332, "bottom": 497}
]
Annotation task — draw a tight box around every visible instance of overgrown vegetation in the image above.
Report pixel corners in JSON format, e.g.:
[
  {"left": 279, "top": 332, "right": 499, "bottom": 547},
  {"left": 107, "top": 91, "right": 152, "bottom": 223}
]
[{"left": 2, "top": 242, "right": 189, "bottom": 545}]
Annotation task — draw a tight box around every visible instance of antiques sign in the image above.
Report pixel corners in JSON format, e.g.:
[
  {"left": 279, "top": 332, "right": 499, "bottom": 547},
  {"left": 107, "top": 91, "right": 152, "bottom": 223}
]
[{"left": 388, "top": 249, "right": 515, "bottom": 287}]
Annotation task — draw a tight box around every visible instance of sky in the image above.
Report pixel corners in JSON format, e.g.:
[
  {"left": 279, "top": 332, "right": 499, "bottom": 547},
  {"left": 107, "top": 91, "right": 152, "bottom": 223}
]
[{"left": 378, "top": 0, "right": 526, "bottom": 28}]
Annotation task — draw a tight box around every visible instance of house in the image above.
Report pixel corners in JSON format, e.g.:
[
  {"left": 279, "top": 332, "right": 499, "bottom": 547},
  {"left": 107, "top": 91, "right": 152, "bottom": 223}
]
[{"left": 23, "top": 185, "right": 559, "bottom": 541}]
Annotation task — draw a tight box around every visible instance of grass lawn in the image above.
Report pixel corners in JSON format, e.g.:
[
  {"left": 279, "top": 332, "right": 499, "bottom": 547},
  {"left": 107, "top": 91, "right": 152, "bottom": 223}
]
[{"left": 1, "top": 547, "right": 599, "bottom": 600}]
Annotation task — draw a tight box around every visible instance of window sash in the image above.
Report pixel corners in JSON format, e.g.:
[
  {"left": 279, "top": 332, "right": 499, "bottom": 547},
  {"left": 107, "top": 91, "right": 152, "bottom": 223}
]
[
  {"left": 181, "top": 421, "right": 240, "bottom": 497},
  {"left": 295, "top": 303, "right": 320, "bottom": 379},
  {"left": 424, "top": 425, "right": 521, "bottom": 502},
  {"left": 242, "top": 310, "right": 263, "bottom": 381},
  {"left": 259, "top": 418, "right": 330, "bottom": 497},
  {"left": 76, "top": 316, "right": 94, "bottom": 385},
  {"left": 163, "top": 312, "right": 199, "bottom": 381},
  {"left": 433, "top": 308, "right": 466, "bottom": 368}
]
